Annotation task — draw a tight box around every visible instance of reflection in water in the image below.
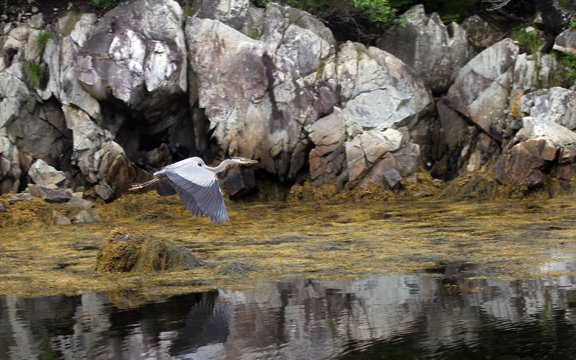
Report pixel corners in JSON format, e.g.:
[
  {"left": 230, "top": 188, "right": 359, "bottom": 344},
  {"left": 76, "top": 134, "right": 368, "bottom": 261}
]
[{"left": 1, "top": 267, "right": 576, "bottom": 360}]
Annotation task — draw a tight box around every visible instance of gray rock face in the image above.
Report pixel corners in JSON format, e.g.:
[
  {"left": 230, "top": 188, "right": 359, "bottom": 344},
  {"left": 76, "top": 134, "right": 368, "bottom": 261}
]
[
  {"left": 461, "top": 15, "right": 504, "bottom": 52},
  {"left": 376, "top": 5, "right": 472, "bottom": 94},
  {"left": 75, "top": 0, "right": 187, "bottom": 124},
  {"left": 187, "top": 3, "right": 433, "bottom": 190},
  {"left": 554, "top": 29, "right": 576, "bottom": 55},
  {"left": 495, "top": 117, "right": 576, "bottom": 185},
  {"left": 186, "top": 3, "right": 337, "bottom": 181},
  {"left": 315, "top": 42, "right": 433, "bottom": 189},
  {"left": 520, "top": 87, "right": 576, "bottom": 130},
  {"left": 28, "top": 159, "right": 66, "bottom": 188},
  {"left": 446, "top": 38, "right": 518, "bottom": 137}
]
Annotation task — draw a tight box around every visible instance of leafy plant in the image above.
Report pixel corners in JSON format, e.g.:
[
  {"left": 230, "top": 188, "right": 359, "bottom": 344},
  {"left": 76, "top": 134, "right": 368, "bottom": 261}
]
[
  {"left": 25, "top": 62, "right": 44, "bottom": 88},
  {"left": 349, "top": 0, "right": 400, "bottom": 26}
]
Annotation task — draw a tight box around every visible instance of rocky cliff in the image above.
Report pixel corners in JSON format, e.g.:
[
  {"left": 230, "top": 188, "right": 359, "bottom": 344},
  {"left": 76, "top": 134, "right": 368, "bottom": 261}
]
[{"left": 2, "top": 0, "right": 576, "bottom": 202}]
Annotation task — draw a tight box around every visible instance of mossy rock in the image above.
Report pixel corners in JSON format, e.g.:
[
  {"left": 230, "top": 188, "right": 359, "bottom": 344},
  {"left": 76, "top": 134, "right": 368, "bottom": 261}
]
[{"left": 95, "top": 228, "right": 203, "bottom": 273}]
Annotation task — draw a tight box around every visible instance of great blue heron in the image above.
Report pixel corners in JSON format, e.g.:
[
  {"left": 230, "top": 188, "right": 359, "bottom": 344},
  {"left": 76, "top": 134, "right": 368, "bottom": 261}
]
[{"left": 129, "top": 156, "right": 258, "bottom": 223}]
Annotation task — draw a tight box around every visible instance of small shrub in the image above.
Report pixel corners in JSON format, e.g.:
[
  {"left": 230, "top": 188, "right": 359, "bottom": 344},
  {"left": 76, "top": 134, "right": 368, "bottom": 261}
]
[
  {"left": 88, "top": 0, "right": 124, "bottom": 10},
  {"left": 36, "top": 31, "right": 54, "bottom": 55},
  {"left": 252, "top": 0, "right": 269, "bottom": 7},
  {"left": 510, "top": 27, "right": 543, "bottom": 54},
  {"left": 559, "top": 53, "right": 576, "bottom": 81},
  {"left": 25, "top": 62, "right": 44, "bottom": 88}
]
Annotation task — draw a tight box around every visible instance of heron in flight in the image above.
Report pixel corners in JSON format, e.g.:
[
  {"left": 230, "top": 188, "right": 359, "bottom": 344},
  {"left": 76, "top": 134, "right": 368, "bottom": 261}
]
[{"left": 129, "top": 157, "right": 258, "bottom": 223}]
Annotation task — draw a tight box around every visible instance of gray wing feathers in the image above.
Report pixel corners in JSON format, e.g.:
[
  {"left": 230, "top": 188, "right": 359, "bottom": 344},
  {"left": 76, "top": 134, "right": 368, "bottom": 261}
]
[
  {"left": 164, "top": 171, "right": 230, "bottom": 224},
  {"left": 155, "top": 179, "right": 178, "bottom": 196}
]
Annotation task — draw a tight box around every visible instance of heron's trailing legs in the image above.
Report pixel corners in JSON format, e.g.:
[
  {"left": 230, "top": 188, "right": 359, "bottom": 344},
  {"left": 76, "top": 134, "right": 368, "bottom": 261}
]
[{"left": 128, "top": 178, "right": 160, "bottom": 192}]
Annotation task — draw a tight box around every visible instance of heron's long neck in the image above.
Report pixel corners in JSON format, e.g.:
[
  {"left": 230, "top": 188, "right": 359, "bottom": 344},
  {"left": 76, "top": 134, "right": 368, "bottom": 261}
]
[{"left": 206, "top": 159, "right": 234, "bottom": 173}]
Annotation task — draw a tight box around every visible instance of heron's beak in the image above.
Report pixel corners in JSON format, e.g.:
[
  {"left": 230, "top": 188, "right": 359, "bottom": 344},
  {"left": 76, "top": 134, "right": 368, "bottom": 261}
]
[{"left": 240, "top": 158, "right": 258, "bottom": 165}]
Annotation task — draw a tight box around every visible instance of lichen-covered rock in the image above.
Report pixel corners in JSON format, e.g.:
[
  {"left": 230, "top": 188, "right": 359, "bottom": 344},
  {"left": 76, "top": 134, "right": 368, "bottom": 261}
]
[{"left": 95, "top": 229, "right": 203, "bottom": 273}]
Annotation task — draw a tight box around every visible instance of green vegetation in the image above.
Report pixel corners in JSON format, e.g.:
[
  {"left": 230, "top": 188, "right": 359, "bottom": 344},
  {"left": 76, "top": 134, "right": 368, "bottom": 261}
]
[
  {"left": 25, "top": 61, "right": 44, "bottom": 88},
  {"left": 62, "top": 11, "right": 82, "bottom": 35},
  {"left": 88, "top": 0, "right": 124, "bottom": 10},
  {"left": 510, "top": 27, "right": 543, "bottom": 54},
  {"left": 559, "top": 53, "right": 576, "bottom": 81},
  {"left": 36, "top": 31, "right": 54, "bottom": 55}
]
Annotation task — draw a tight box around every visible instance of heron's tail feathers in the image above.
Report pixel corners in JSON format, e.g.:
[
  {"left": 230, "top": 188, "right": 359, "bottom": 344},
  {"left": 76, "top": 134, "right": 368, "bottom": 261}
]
[{"left": 128, "top": 178, "right": 160, "bottom": 192}]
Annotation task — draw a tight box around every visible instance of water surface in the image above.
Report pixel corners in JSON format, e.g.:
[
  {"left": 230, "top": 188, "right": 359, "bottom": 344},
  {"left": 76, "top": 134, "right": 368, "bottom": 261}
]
[
  {"left": 2, "top": 195, "right": 576, "bottom": 358},
  {"left": 2, "top": 269, "right": 576, "bottom": 359}
]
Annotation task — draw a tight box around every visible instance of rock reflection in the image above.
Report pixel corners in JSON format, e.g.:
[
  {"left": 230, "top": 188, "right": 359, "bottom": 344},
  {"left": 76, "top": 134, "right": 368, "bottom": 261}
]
[{"left": 1, "top": 270, "right": 576, "bottom": 359}]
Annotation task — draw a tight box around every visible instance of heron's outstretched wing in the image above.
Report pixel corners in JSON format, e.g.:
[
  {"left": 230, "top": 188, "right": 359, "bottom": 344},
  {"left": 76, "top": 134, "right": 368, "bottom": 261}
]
[
  {"left": 155, "top": 180, "right": 177, "bottom": 196},
  {"left": 164, "top": 169, "right": 229, "bottom": 224}
]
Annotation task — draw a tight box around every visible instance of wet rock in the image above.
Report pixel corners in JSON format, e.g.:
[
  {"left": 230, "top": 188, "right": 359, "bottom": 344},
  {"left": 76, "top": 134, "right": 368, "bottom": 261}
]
[
  {"left": 52, "top": 210, "right": 71, "bottom": 225},
  {"left": 95, "top": 229, "right": 203, "bottom": 273},
  {"left": 72, "top": 209, "right": 101, "bottom": 224},
  {"left": 218, "top": 261, "right": 257, "bottom": 275},
  {"left": 0, "top": 202, "right": 4, "bottom": 211},
  {"left": 307, "top": 108, "right": 347, "bottom": 186},
  {"left": 28, "top": 184, "right": 73, "bottom": 203},
  {"left": 65, "top": 196, "right": 94, "bottom": 209},
  {"left": 6, "top": 193, "right": 32, "bottom": 204}
]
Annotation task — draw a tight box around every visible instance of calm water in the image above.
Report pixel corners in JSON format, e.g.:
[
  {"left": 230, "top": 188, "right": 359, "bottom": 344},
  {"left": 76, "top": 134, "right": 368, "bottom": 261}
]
[{"left": 2, "top": 259, "right": 576, "bottom": 360}]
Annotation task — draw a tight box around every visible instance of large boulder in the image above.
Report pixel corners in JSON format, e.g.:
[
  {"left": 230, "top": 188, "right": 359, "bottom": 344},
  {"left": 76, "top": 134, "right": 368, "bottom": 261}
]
[
  {"left": 186, "top": 2, "right": 336, "bottom": 181},
  {"left": 314, "top": 42, "right": 433, "bottom": 189},
  {"left": 75, "top": 0, "right": 187, "bottom": 124},
  {"left": 445, "top": 38, "right": 518, "bottom": 138},
  {"left": 187, "top": 2, "right": 434, "bottom": 190},
  {"left": 435, "top": 38, "right": 564, "bottom": 179},
  {"left": 495, "top": 117, "right": 576, "bottom": 185},
  {"left": 376, "top": 5, "right": 472, "bottom": 94},
  {"left": 520, "top": 87, "right": 576, "bottom": 130}
]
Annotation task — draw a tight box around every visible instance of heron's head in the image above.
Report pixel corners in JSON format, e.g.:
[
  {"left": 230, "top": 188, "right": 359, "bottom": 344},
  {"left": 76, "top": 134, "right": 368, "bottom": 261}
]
[{"left": 230, "top": 157, "right": 258, "bottom": 165}]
